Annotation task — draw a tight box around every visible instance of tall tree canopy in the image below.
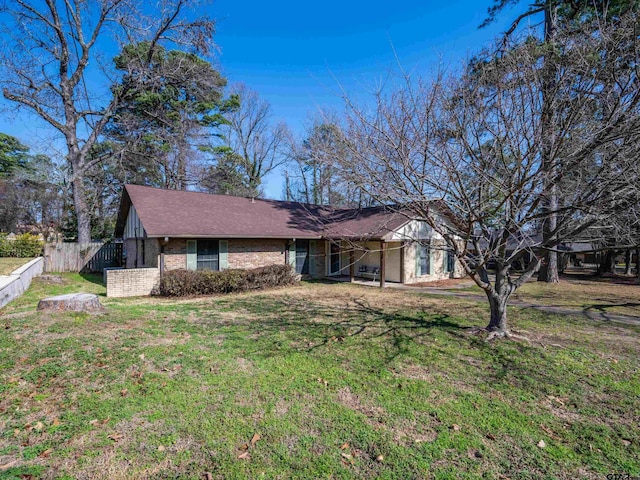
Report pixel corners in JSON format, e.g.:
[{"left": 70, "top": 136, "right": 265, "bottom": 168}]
[
  {"left": 481, "top": 0, "right": 640, "bottom": 282},
  {"left": 0, "top": 134, "right": 62, "bottom": 234},
  {"left": 285, "top": 118, "right": 367, "bottom": 206},
  {"left": 108, "top": 42, "right": 231, "bottom": 190},
  {"left": 0, "top": 0, "right": 216, "bottom": 242},
  {"left": 202, "top": 83, "right": 287, "bottom": 198},
  {"left": 0, "top": 133, "right": 30, "bottom": 178}
]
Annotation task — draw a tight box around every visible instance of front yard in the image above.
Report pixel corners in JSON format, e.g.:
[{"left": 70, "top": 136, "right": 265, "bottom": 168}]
[{"left": 0, "top": 275, "right": 638, "bottom": 479}]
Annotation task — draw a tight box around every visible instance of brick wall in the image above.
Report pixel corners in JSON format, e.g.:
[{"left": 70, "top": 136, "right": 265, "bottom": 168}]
[
  {"left": 228, "top": 239, "right": 286, "bottom": 269},
  {"left": 144, "top": 238, "right": 160, "bottom": 267},
  {"left": 124, "top": 238, "right": 137, "bottom": 269},
  {"left": 106, "top": 267, "right": 160, "bottom": 298},
  {"left": 162, "top": 238, "right": 287, "bottom": 271},
  {"left": 124, "top": 238, "right": 160, "bottom": 268},
  {"left": 164, "top": 239, "right": 187, "bottom": 270}
]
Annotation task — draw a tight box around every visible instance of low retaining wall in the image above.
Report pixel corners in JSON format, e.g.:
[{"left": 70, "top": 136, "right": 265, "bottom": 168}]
[
  {"left": 106, "top": 267, "right": 160, "bottom": 298},
  {"left": 0, "top": 257, "right": 44, "bottom": 309}
]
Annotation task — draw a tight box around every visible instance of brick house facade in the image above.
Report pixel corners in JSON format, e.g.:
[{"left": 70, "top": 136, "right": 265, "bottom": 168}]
[{"left": 111, "top": 185, "right": 465, "bottom": 296}]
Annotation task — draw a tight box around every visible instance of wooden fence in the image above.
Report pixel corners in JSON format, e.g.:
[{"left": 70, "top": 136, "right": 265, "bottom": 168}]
[{"left": 44, "top": 242, "right": 123, "bottom": 273}]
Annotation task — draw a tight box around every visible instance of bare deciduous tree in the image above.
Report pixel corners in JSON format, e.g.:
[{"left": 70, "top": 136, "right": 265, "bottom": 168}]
[
  {"left": 203, "top": 83, "right": 286, "bottom": 197},
  {"left": 285, "top": 113, "right": 374, "bottom": 207},
  {"left": 0, "top": 0, "right": 216, "bottom": 242},
  {"left": 482, "top": 0, "right": 639, "bottom": 283},
  {"left": 335, "top": 13, "right": 640, "bottom": 337}
]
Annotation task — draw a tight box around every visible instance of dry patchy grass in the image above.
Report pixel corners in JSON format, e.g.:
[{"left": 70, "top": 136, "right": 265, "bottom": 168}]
[
  {"left": 0, "top": 258, "right": 34, "bottom": 276},
  {"left": 511, "top": 273, "right": 640, "bottom": 317},
  {"left": 0, "top": 275, "right": 638, "bottom": 479}
]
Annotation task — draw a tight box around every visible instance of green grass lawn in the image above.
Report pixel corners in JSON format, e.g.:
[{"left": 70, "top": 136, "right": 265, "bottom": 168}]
[
  {"left": 0, "top": 275, "right": 638, "bottom": 479},
  {"left": 0, "top": 258, "right": 35, "bottom": 276},
  {"left": 460, "top": 273, "right": 640, "bottom": 318}
]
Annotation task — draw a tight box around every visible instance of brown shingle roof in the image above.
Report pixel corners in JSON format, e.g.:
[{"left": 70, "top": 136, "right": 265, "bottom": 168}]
[{"left": 115, "top": 184, "right": 413, "bottom": 240}]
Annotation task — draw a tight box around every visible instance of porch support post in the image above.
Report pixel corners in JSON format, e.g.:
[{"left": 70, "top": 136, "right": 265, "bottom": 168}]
[
  {"left": 349, "top": 247, "right": 355, "bottom": 282},
  {"left": 380, "top": 240, "right": 386, "bottom": 288},
  {"left": 400, "top": 241, "right": 405, "bottom": 284}
]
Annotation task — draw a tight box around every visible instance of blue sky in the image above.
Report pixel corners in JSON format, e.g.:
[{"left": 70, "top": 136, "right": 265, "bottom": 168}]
[
  {"left": 210, "top": 0, "right": 516, "bottom": 198},
  {"left": 215, "top": 0, "right": 511, "bottom": 135},
  {"left": 0, "top": 0, "right": 521, "bottom": 199}
]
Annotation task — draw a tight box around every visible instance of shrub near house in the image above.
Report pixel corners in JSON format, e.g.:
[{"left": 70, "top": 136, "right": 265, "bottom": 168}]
[{"left": 154, "top": 264, "right": 298, "bottom": 296}]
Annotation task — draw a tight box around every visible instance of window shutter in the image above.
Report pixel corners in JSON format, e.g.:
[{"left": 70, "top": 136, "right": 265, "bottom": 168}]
[
  {"left": 309, "top": 241, "right": 316, "bottom": 275},
  {"left": 219, "top": 240, "right": 228, "bottom": 270},
  {"left": 186, "top": 240, "right": 197, "bottom": 271},
  {"left": 415, "top": 243, "right": 421, "bottom": 277},
  {"left": 288, "top": 241, "right": 296, "bottom": 268},
  {"left": 429, "top": 244, "right": 434, "bottom": 275}
]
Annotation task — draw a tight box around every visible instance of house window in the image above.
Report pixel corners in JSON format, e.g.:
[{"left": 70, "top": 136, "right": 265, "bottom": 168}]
[
  {"left": 419, "top": 245, "right": 430, "bottom": 276},
  {"left": 197, "top": 240, "right": 219, "bottom": 271},
  {"left": 445, "top": 249, "right": 455, "bottom": 273}
]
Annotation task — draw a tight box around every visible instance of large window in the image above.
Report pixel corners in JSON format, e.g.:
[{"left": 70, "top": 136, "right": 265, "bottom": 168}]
[
  {"left": 419, "top": 245, "right": 430, "bottom": 276},
  {"left": 197, "top": 240, "right": 219, "bottom": 271}
]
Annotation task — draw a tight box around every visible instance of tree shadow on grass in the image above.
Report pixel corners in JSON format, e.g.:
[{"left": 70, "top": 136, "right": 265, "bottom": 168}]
[
  {"left": 202, "top": 293, "right": 466, "bottom": 366},
  {"left": 582, "top": 303, "right": 640, "bottom": 321},
  {"left": 79, "top": 273, "right": 104, "bottom": 286},
  {"left": 78, "top": 273, "right": 107, "bottom": 296}
]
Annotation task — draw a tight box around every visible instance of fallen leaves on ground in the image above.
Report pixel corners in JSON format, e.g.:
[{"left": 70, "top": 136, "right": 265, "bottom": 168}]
[
  {"left": 39, "top": 448, "right": 53, "bottom": 458},
  {"left": 0, "top": 460, "right": 17, "bottom": 471}
]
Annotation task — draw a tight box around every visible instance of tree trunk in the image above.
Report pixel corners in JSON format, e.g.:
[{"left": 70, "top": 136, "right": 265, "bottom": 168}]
[
  {"left": 177, "top": 143, "right": 187, "bottom": 191},
  {"left": 71, "top": 174, "right": 91, "bottom": 244},
  {"left": 487, "top": 294, "right": 509, "bottom": 334},
  {"left": 625, "top": 249, "right": 632, "bottom": 275},
  {"left": 537, "top": 2, "right": 559, "bottom": 284},
  {"left": 598, "top": 249, "right": 616, "bottom": 276},
  {"left": 485, "top": 268, "right": 511, "bottom": 335},
  {"left": 636, "top": 248, "right": 640, "bottom": 283}
]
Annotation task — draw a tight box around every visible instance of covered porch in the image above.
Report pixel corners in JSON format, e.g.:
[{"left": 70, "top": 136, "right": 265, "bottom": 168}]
[{"left": 325, "top": 239, "right": 406, "bottom": 288}]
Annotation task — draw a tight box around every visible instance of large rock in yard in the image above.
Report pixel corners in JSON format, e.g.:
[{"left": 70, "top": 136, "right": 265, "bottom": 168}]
[{"left": 37, "top": 293, "right": 104, "bottom": 312}]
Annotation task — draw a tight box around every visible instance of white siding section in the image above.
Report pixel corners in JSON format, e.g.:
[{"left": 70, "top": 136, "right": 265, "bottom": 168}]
[
  {"left": 390, "top": 219, "right": 442, "bottom": 241},
  {"left": 125, "top": 205, "right": 145, "bottom": 239},
  {"left": 385, "top": 242, "right": 402, "bottom": 283}
]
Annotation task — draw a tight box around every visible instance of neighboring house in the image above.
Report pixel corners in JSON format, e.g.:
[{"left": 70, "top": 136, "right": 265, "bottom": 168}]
[{"left": 110, "top": 185, "right": 464, "bottom": 296}]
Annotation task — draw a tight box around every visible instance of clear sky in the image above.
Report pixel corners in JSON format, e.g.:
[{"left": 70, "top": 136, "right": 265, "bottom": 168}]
[
  {"left": 0, "top": 0, "right": 521, "bottom": 199},
  {"left": 210, "top": 0, "right": 518, "bottom": 198}
]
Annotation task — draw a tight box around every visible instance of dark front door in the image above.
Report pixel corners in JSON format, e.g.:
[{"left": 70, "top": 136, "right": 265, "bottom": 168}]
[
  {"left": 330, "top": 242, "right": 341, "bottom": 275},
  {"left": 295, "top": 240, "right": 309, "bottom": 274}
]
